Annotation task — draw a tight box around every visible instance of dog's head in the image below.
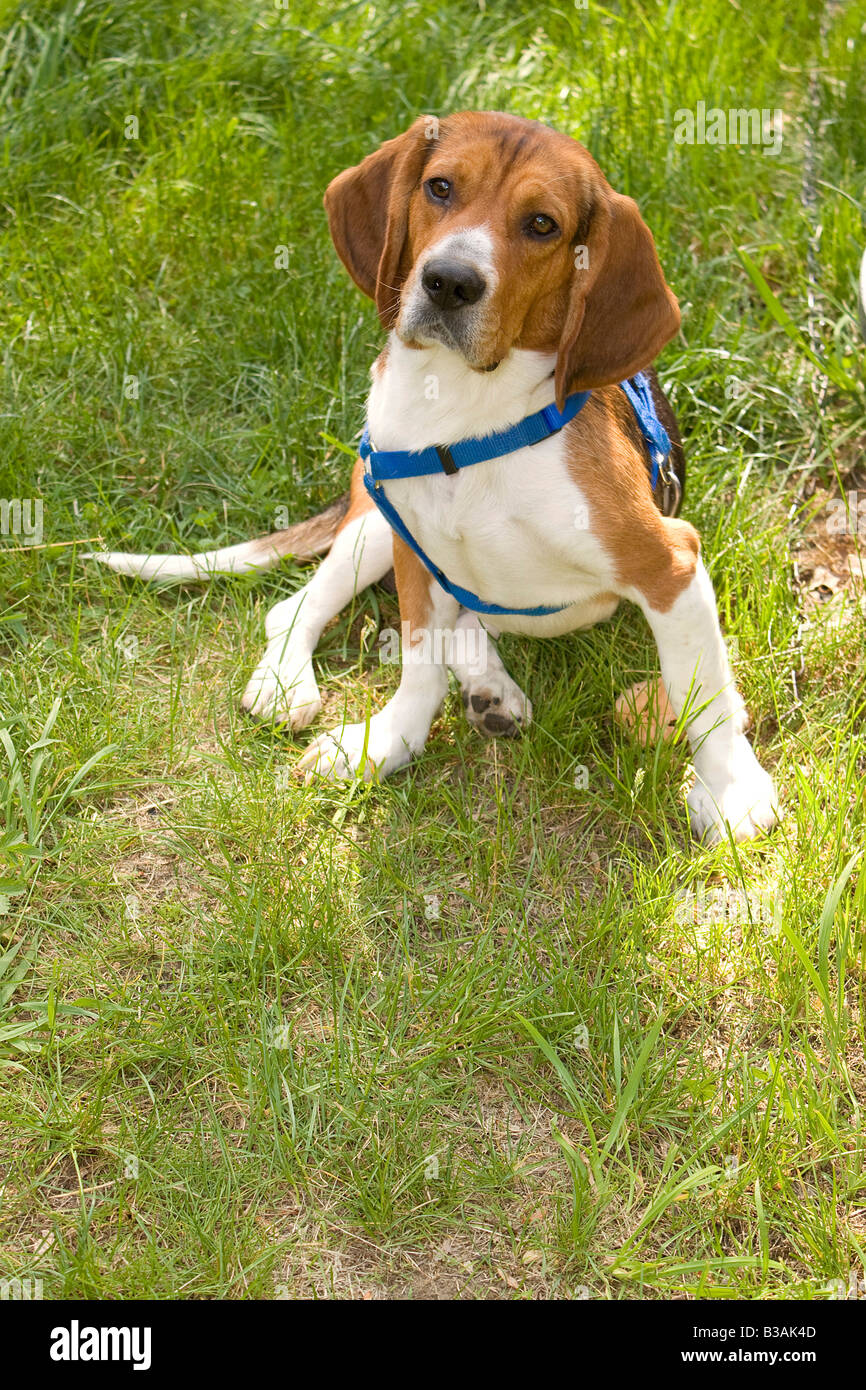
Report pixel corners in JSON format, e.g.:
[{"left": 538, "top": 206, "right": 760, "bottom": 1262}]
[{"left": 324, "top": 111, "right": 680, "bottom": 407}]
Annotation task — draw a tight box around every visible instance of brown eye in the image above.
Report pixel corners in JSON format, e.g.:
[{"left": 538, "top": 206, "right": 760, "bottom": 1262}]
[
  {"left": 527, "top": 213, "right": 558, "bottom": 238},
  {"left": 427, "top": 177, "right": 451, "bottom": 200}
]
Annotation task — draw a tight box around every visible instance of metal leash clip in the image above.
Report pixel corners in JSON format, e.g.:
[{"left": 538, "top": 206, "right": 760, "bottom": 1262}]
[{"left": 654, "top": 450, "right": 682, "bottom": 518}]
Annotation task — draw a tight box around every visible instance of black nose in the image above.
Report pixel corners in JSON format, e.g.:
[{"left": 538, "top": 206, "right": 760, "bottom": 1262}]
[{"left": 421, "top": 258, "right": 486, "bottom": 311}]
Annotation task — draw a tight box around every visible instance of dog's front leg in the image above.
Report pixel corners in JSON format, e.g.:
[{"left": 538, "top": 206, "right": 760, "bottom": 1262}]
[
  {"left": 635, "top": 525, "right": 779, "bottom": 844},
  {"left": 243, "top": 483, "right": 394, "bottom": 728},
  {"left": 298, "top": 537, "right": 458, "bottom": 783}
]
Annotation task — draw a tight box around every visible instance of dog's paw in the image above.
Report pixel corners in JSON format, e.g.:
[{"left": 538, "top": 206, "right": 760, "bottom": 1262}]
[
  {"left": 241, "top": 656, "right": 322, "bottom": 729},
  {"left": 297, "top": 719, "right": 413, "bottom": 784},
  {"left": 460, "top": 671, "right": 532, "bottom": 738},
  {"left": 688, "top": 739, "right": 779, "bottom": 845}
]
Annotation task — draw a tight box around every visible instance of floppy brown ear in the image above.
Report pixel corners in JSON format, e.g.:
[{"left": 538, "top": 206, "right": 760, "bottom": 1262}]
[
  {"left": 554, "top": 188, "right": 680, "bottom": 408},
  {"left": 323, "top": 116, "right": 435, "bottom": 330}
]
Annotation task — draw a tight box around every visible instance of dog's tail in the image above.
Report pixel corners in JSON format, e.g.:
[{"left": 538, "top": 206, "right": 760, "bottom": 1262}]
[{"left": 84, "top": 493, "right": 350, "bottom": 583}]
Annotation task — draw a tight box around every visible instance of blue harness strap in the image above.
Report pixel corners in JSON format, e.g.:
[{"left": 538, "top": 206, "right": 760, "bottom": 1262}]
[
  {"left": 363, "top": 467, "right": 566, "bottom": 617},
  {"left": 619, "top": 372, "right": 671, "bottom": 489},
  {"left": 361, "top": 371, "right": 673, "bottom": 617},
  {"left": 362, "top": 390, "right": 589, "bottom": 483}
]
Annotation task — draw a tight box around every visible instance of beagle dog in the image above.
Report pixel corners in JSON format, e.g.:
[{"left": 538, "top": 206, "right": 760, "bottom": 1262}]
[{"left": 91, "top": 112, "right": 779, "bottom": 844}]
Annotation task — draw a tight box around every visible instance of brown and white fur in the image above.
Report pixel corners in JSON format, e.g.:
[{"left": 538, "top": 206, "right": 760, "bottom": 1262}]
[{"left": 89, "top": 112, "right": 779, "bottom": 844}]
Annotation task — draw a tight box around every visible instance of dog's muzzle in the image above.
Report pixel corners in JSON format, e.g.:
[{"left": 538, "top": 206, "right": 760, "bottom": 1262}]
[{"left": 400, "top": 256, "right": 500, "bottom": 367}]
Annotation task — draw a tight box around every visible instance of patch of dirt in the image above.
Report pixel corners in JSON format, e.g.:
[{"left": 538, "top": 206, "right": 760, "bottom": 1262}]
[{"left": 792, "top": 472, "right": 866, "bottom": 629}]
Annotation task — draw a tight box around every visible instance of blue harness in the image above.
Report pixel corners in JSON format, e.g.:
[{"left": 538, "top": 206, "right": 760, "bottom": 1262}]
[{"left": 360, "top": 370, "right": 676, "bottom": 617}]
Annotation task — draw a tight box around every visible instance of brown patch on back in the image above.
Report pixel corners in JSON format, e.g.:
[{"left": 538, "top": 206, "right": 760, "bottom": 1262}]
[{"left": 566, "top": 387, "right": 700, "bottom": 613}]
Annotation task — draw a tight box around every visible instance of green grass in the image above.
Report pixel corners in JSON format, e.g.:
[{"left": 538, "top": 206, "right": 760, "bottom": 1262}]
[{"left": 1, "top": 0, "right": 865, "bottom": 1299}]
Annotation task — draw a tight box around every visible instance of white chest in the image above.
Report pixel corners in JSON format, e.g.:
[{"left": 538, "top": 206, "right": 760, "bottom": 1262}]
[{"left": 365, "top": 339, "right": 618, "bottom": 635}]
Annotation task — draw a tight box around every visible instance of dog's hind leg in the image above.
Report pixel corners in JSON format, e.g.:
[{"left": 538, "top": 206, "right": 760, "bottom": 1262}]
[
  {"left": 447, "top": 611, "right": 532, "bottom": 737},
  {"left": 242, "top": 471, "right": 393, "bottom": 727}
]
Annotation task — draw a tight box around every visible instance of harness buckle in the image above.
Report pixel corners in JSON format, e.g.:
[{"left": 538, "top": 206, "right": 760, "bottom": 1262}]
[{"left": 435, "top": 444, "right": 458, "bottom": 476}]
